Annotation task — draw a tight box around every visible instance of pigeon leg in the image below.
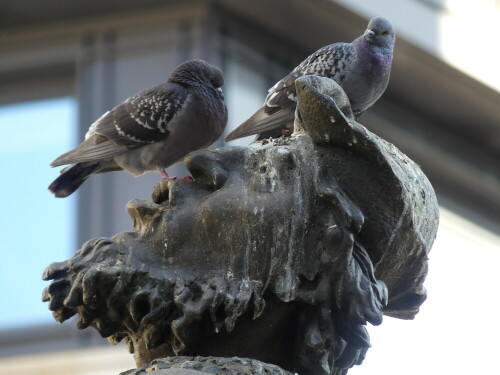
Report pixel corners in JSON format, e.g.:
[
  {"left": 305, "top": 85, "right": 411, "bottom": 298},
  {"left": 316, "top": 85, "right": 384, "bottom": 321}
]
[{"left": 159, "top": 170, "right": 192, "bottom": 181}]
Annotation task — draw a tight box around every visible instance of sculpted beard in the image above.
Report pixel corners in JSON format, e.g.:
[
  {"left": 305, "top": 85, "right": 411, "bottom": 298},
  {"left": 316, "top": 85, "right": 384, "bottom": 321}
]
[{"left": 43, "top": 235, "right": 267, "bottom": 357}]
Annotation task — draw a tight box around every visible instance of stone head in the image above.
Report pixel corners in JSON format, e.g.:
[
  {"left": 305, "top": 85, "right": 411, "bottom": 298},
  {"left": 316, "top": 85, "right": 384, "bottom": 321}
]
[{"left": 43, "top": 76, "right": 438, "bottom": 375}]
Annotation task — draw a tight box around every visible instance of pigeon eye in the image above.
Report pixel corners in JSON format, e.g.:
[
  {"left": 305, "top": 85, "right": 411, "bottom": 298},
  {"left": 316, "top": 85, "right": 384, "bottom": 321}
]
[{"left": 381, "top": 30, "right": 388, "bottom": 35}]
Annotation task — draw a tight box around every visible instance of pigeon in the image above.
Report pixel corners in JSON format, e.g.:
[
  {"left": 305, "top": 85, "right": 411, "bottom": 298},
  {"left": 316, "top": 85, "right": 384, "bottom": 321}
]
[
  {"left": 225, "top": 17, "right": 395, "bottom": 142},
  {"left": 49, "top": 59, "right": 227, "bottom": 198}
]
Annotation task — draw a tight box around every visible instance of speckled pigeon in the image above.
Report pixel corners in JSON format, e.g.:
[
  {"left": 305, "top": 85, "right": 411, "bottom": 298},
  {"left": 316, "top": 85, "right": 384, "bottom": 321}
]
[
  {"left": 225, "top": 17, "right": 395, "bottom": 142},
  {"left": 49, "top": 59, "right": 227, "bottom": 198}
]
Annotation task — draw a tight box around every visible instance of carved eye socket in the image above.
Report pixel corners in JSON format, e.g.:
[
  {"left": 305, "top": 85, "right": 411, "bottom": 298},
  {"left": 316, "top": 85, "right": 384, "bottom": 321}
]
[
  {"left": 191, "top": 165, "right": 228, "bottom": 190},
  {"left": 185, "top": 152, "right": 228, "bottom": 191},
  {"left": 381, "top": 30, "right": 388, "bottom": 35},
  {"left": 248, "top": 178, "right": 272, "bottom": 193}
]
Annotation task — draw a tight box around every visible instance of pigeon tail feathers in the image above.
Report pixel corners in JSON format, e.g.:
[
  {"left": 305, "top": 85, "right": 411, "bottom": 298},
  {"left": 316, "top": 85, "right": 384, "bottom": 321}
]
[
  {"left": 48, "top": 163, "right": 99, "bottom": 198},
  {"left": 225, "top": 107, "right": 294, "bottom": 142},
  {"left": 50, "top": 138, "right": 130, "bottom": 167}
]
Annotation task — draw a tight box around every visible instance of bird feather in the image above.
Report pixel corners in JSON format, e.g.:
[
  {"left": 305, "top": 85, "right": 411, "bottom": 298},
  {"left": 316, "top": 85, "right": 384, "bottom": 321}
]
[
  {"left": 225, "top": 107, "right": 294, "bottom": 142},
  {"left": 50, "top": 137, "right": 130, "bottom": 167},
  {"left": 48, "top": 59, "right": 228, "bottom": 197}
]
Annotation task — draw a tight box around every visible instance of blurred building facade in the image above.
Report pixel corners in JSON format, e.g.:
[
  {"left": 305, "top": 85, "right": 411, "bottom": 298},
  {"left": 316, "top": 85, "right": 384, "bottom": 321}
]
[{"left": 0, "top": 1, "right": 498, "bottom": 374}]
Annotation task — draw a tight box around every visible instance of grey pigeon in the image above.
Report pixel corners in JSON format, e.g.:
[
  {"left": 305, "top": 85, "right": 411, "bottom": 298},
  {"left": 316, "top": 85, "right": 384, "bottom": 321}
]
[
  {"left": 49, "top": 59, "right": 227, "bottom": 198},
  {"left": 225, "top": 17, "right": 395, "bottom": 142}
]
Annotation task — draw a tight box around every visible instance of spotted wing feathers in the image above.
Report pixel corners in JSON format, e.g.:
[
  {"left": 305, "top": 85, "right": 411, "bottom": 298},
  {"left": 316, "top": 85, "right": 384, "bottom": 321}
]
[
  {"left": 96, "top": 83, "right": 188, "bottom": 144},
  {"left": 51, "top": 82, "right": 189, "bottom": 167},
  {"left": 266, "top": 43, "right": 356, "bottom": 110},
  {"left": 224, "top": 43, "right": 357, "bottom": 142}
]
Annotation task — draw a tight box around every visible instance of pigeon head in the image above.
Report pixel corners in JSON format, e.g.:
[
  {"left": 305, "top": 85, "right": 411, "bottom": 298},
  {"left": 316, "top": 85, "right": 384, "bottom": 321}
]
[
  {"left": 169, "top": 59, "right": 225, "bottom": 90},
  {"left": 363, "top": 17, "right": 395, "bottom": 48}
]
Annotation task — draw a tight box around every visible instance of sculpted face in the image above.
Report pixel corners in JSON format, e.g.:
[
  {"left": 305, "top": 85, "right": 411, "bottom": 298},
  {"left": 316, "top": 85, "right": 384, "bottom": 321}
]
[
  {"left": 119, "top": 140, "right": 310, "bottom": 284},
  {"left": 43, "top": 136, "right": 326, "bottom": 369},
  {"left": 42, "top": 76, "right": 437, "bottom": 375}
]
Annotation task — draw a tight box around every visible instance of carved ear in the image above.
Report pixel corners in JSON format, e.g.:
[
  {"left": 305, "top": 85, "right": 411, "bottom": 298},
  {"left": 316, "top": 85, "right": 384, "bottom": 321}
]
[{"left": 294, "top": 75, "right": 356, "bottom": 145}]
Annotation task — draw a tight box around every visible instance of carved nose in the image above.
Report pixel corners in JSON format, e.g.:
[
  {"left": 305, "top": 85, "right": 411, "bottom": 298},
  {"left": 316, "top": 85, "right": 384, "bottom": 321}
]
[{"left": 126, "top": 199, "right": 164, "bottom": 232}]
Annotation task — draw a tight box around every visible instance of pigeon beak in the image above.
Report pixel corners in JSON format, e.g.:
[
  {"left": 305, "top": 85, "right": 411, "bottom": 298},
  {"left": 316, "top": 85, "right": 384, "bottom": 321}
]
[
  {"left": 217, "top": 87, "right": 224, "bottom": 98},
  {"left": 365, "top": 29, "right": 375, "bottom": 41}
]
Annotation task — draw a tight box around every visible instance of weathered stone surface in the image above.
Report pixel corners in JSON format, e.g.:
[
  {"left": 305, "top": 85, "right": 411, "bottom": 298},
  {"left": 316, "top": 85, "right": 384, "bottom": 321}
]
[
  {"left": 120, "top": 357, "right": 293, "bottom": 375},
  {"left": 294, "top": 75, "right": 439, "bottom": 319},
  {"left": 42, "top": 76, "right": 439, "bottom": 375},
  {"left": 143, "top": 370, "right": 212, "bottom": 375}
]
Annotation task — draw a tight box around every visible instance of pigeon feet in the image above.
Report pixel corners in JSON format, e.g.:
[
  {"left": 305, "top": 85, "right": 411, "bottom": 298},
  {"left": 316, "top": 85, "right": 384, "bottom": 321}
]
[
  {"left": 158, "top": 170, "right": 192, "bottom": 181},
  {"left": 176, "top": 176, "right": 193, "bottom": 181}
]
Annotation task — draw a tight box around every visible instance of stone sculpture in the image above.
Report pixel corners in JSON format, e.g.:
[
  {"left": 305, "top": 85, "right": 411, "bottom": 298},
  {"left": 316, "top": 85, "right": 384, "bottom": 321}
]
[{"left": 42, "top": 76, "right": 439, "bottom": 375}]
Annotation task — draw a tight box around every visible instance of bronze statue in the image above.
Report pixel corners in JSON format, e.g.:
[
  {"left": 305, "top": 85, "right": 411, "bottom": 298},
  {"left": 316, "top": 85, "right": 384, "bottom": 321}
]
[{"left": 42, "top": 76, "right": 439, "bottom": 375}]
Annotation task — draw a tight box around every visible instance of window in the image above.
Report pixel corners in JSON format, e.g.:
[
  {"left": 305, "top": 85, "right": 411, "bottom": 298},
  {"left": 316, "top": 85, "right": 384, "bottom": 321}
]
[
  {"left": 0, "top": 97, "right": 77, "bottom": 329},
  {"left": 220, "top": 34, "right": 291, "bottom": 147},
  {"left": 223, "top": 58, "right": 270, "bottom": 146}
]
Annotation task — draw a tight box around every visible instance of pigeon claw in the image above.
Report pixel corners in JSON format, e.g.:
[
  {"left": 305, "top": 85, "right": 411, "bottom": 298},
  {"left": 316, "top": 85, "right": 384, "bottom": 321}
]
[
  {"left": 175, "top": 176, "right": 193, "bottom": 181},
  {"left": 158, "top": 170, "right": 193, "bottom": 181}
]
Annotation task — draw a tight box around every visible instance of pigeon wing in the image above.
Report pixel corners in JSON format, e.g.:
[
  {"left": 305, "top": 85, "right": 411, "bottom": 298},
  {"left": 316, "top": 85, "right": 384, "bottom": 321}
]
[
  {"left": 224, "top": 43, "right": 357, "bottom": 143},
  {"left": 265, "top": 42, "right": 356, "bottom": 110},
  {"left": 93, "top": 82, "right": 189, "bottom": 145},
  {"left": 51, "top": 82, "right": 189, "bottom": 167},
  {"left": 224, "top": 106, "right": 295, "bottom": 142}
]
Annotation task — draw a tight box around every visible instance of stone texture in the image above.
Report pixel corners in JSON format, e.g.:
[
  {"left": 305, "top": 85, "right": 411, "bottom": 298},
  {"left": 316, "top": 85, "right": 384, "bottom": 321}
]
[
  {"left": 120, "top": 357, "right": 293, "bottom": 375},
  {"left": 42, "top": 76, "right": 439, "bottom": 375}
]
